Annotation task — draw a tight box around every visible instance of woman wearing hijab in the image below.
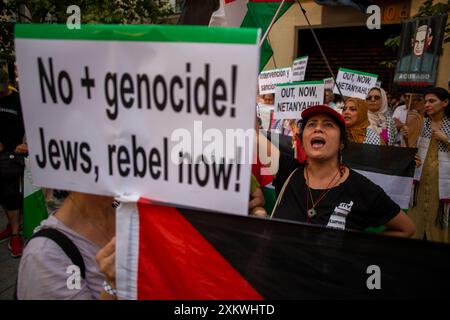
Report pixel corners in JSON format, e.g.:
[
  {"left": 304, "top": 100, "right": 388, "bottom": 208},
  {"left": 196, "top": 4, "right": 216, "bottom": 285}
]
[
  {"left": 265, "top": 105, "right": 414, "bottom": 236},
  {"left": 409, "top": 87, "right": 450, "bottom": 243},
  {"left": 366, "top": 87, "right": 396, "bottom": 145},
  {"left": 342, "top": 98, "right": 380, "bottom": 145}
]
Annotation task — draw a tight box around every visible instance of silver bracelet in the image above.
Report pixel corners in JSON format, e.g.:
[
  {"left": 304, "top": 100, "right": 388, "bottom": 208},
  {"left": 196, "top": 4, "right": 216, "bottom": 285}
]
[{"left": 102, "top": 280, "right": 117, "bottom": 297}]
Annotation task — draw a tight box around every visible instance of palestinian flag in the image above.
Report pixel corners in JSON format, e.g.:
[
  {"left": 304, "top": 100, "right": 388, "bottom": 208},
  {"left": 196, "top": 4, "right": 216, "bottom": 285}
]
[
  {"left": 342, "top": 143, "right": 416, "bottom": 210},
  {"left": 210, "top": 0, "right": 294, "bottom": 70},
  {"left": 22, "top": 158, "right": 48, "bottom": 238},
  {"left": 116, "top": 199, "right": 450, "bottom": 299},
  {"left": 252, "top": 159, "right": 276, "bottom": 214}
]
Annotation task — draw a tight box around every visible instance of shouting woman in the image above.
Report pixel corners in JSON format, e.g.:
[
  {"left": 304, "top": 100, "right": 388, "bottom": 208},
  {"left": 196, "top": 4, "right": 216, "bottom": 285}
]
[{"left": 268, "top": 105, "right": 414, "bottom": 237}]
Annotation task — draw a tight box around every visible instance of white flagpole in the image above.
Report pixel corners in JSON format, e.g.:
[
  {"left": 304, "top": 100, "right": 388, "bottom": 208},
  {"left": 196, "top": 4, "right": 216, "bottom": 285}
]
[{"left": 258, "top": 0, "right": 286, "bottom": 48}]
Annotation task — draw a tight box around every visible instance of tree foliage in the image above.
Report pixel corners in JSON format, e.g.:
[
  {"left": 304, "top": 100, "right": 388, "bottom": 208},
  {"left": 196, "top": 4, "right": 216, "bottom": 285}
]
[
  {"left": 0, "top": 0, "right": 175, "bottom": 61},
  {"left": 382, "top": 0, "right": 450, "bottom": 69},
  {"left": 24, "top": 0, "right": 174, "bottom": 24}
]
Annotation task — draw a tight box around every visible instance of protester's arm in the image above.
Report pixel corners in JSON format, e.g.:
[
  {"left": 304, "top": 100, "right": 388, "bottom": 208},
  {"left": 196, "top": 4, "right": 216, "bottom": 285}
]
[
  {"left": 18, "top": 238, "right": 95, "bottom": 300},
  {"left": 381, "top": 210, "right": 415, "bottom": 238},
  {"left": 249, "top": 187, "right": 267, "bottom": 217},
  {"left": 96, "top": 237, "right": 117, "bottom": 300},
  {"left": 365, "top": 177, "right": 415, "bottom": 238}
]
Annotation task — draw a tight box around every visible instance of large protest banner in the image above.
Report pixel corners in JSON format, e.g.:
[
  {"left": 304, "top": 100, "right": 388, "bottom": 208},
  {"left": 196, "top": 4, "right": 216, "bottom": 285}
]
[
  {"left": 258, "top": 67, "right": 291, "bottom": 94},
  {"left": 274, "top": 81, "right": 324, "bottom": 119},
  {"left": 116, "top": 199, "right": 450, "bottom": 300},
  {"left": 15, "top": 24, "right": 260, "bottom": 215},
  {"left": 393, "top": 14, "right": 447, "bottom": 90},
  {"left": 333, "top": 68, "right": 378, "bottom": 99}
]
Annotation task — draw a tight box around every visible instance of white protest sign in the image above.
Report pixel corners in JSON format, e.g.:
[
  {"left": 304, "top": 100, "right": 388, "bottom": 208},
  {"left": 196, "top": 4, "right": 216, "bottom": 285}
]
[
  {"left": 291, "top": 56, "right": 308, "bottom": 82},
  {"left": 257, "top": 104, "right": 274, "bottom": 130},
  {"left": 15, "top": 24, "right": 261, "bottom": 216},
  {"left": 333, "top": 68, "right": 378, "bottom": 99},
  {"left": 258, "top": 67, "right": 291, "bottom": 94},
  {"left": 323, "top": 77, "right": 334, "bottom": 90},
  {"left": 274, "top": 81, "right": 324, "bottom": 119}
]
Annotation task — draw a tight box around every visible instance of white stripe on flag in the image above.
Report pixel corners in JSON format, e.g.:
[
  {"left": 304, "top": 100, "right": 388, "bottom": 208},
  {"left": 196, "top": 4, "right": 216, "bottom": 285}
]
[
  {"left": 354, "top": 170, "right": 413, "bottom": 209},
  {"left": 209, "top": 0, "right": 227, "bottom": 26},
  {"left": 212, "top": 0, "right": 248, "bottom": 27},
  {"left": 116, "top": 202, "right": 140, "bottom": 300},
  {"left": 24, "top": 157, "right": 40, "bottom": 198}
]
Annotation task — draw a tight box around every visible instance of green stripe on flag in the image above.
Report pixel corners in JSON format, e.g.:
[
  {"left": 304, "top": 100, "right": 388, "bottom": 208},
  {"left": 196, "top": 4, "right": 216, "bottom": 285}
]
[
  {"left": 22, "top": 158, "right": 48, "bottom": 239},
  {"left": 276, "top": 80, "right": 324, "bottom": 87},
  {"left": 339, "top": 68, "right": 378, "bottom": 78},
  {"left": 241, "top": 2, "right": 293, "bottom": 71},
  {"left": 293, "top": 55, "right": 308, "bottom": 62},
  {"left": 263, "top": 186, "right": 276, "bottom": 215},
  {"left": 15, "top": 24, "right": 259, "bottom": 44},
  {"left": 23, "top": 190, "right": 48, "bottom": 239}
]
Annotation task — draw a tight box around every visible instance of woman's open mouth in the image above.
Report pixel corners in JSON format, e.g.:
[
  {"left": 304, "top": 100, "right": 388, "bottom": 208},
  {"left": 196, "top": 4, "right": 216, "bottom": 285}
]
[{"left": 311, "top": 137, "right": 326, "bottom": 149}]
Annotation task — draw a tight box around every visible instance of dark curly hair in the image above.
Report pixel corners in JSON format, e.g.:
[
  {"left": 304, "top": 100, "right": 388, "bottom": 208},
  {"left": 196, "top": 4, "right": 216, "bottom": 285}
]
[{"left": 424, "top": 87, "right": 450, "bottom": 118}]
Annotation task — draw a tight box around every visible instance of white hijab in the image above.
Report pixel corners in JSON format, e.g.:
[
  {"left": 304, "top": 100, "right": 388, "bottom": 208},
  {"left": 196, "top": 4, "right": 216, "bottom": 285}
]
[{"left": 367, "top": 87, "right": 388, "bottom": 134}]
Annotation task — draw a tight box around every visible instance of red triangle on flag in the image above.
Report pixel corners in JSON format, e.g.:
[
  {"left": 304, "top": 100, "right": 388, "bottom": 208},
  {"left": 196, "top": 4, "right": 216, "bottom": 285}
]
[{"left": 137, "top": 200, "right": 263, "bottom": 300}]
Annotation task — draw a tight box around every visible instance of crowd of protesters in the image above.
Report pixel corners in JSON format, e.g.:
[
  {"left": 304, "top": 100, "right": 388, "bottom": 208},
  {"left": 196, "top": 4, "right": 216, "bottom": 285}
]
[
  {"left": 257, "top": 85, "right": 450, "bottom": 244},
  {"left": 0, "top": 52, "right": 449, "bottom": 300}
]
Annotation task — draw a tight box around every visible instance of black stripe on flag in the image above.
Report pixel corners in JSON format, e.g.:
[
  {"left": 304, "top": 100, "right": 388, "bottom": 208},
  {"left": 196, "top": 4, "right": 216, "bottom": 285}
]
[
  {"left": 268, "top": 133, "right": 416, "bottom": 178},
  {"left": 179, "top": 208, "right": 450, "bottom": 299},
  {"left": 343, "top": 143, "right": 416, "bottom": 177}
]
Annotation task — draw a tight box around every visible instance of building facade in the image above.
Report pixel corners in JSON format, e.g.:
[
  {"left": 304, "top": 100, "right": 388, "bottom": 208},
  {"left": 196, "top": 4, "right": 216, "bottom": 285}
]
[{"left": 265, "top": 0, "right": 449, "bottom": 90}]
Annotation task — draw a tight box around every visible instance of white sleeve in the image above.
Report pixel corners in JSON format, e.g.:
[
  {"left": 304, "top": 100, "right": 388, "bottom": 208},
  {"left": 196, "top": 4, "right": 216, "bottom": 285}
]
[
  {"left": 17, "top": 237, "right": 95, "bottom": 300},
  {"left": 392, "top": 106, "right": 401, "bottom": 120},
  {"left": 393, "top": 106, "right": 407, "bottom": 123}
]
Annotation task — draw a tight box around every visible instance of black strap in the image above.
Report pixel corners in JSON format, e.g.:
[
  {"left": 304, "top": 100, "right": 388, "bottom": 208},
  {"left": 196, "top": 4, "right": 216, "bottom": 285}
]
[{"left": 28, "top": 228, "right": 86, "bottom": 279}]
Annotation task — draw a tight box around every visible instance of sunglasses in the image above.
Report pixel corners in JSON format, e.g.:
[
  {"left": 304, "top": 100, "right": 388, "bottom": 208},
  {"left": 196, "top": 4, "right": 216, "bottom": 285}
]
[{"left": 366, "top": 95, "right": 381, "bottom": 101}]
